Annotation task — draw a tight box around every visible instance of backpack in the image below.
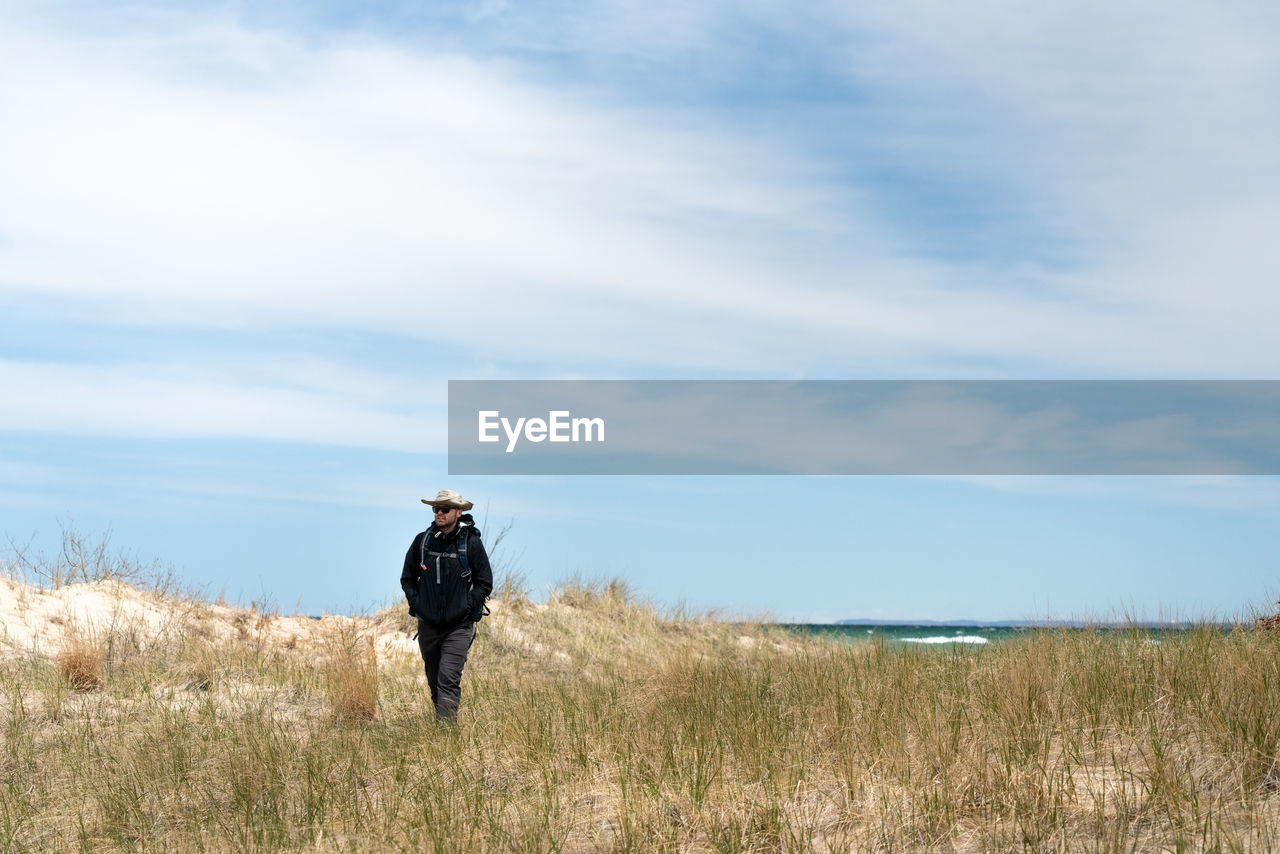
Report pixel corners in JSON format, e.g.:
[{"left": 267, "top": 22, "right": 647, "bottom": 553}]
[
  {"left": 419, "top": 522, "right": 474, "bottom": 582},
  {"left": 418, "top": 522, "right": 489, "bottom": 621}
]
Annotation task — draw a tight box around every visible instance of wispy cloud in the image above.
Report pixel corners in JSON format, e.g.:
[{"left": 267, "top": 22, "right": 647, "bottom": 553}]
[{"left": 0, "top": 359, "right": 441, "bottom": 449}]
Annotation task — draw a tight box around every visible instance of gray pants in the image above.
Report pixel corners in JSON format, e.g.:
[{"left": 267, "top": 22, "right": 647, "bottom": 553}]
[{"left": 416, "top": 620, "right": 476, "bottom": 721}]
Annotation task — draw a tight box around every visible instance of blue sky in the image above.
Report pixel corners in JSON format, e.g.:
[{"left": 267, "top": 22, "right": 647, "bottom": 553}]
[{"left": 2, "top": 0, "right": 1279, "bottom": 620}]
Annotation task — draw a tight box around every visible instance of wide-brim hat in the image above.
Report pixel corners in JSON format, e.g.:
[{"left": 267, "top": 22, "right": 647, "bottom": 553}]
[{"left": 421, "top": 489, "right": 474, "bottom": 511}]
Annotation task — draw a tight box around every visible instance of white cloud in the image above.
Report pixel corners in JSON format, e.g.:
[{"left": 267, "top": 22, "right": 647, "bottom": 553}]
[
  {"left": 1, "top": 2, "right": 1279, "bottom": 452},
  {"left": 0, "top": 20, "right": 877, "bottom": 315}
]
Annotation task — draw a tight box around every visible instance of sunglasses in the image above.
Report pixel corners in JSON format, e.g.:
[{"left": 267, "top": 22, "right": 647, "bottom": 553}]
[{"left": 433, "top": 506, "right": 456, "bottom": 514}]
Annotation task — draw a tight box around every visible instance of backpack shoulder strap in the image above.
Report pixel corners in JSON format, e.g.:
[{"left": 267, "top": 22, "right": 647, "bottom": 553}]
[
  {"left": 419, "top": 526, "right": 433, "bottom": 570},
  {"left": 458, "top": 526, "right": 472, "bottom": 581}
]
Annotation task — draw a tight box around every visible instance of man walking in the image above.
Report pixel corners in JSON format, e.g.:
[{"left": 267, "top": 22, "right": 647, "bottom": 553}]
[{"left": 401, "top": 489, "right": 493, "bottom": 721}]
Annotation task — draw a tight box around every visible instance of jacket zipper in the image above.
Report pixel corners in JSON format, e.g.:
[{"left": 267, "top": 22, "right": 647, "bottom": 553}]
[{"left": 436, "top": 555, "right": 441, "bottom": 584}]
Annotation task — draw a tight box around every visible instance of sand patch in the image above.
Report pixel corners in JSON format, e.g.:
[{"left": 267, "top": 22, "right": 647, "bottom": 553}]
[{"left": 0, "top": 577, "right": 418, "bottom": 666}]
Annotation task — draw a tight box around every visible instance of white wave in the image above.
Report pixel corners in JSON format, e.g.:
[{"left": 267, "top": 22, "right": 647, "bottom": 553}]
[{"left": 900, "top": 635, "right": 989, "bottom": 645}]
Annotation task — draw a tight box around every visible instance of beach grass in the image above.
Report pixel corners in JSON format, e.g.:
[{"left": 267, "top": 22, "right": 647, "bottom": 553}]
[{"left": 2, "top": 575, "right": 1279, "bottom": 852}]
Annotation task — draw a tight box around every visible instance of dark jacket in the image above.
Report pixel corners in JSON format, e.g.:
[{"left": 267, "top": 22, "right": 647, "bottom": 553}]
[{"left": 400, "top": 514, "right": 493, "bottom": 627}]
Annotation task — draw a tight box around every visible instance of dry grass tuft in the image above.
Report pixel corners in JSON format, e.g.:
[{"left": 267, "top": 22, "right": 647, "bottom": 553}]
[
  {"left": 183, "top": 642, "right": 218, "bottom": 691},
  {"left": 1255, "top": 600, "right": 1280, "bottom": 630},
  {"left": 56, "top": 626, "right": 103, "bottom": 691},
  {"left": 326, "top": 624, "right": 378, "bottom": 723}
]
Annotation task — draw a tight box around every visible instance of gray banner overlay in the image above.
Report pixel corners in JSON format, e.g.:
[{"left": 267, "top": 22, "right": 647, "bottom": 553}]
[{"left": 448, "top": 381, "right": 1280, "bottom": 475}]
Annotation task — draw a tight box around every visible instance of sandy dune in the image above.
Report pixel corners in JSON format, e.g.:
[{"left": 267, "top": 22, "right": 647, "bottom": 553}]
[{"left": 0, "top": 576, "right": 420, "bottom": 663}]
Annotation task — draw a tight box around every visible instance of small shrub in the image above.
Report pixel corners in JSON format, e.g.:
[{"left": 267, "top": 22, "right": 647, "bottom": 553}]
[
  {"left": 327, "top": 626, "right": 378, "bottom": 723},
  {"left": 604, "top": 578, "right": 635, "bottom": 605},
  {"left": 554, "top": 576, "right": 602, "bottom": 608},
  {"left": 57, "top": 628, "right": 104, "bottom": 691},
  {"left": 554, "top": 575, "right": 637, "bottom": 614},
  {"left": 6, "top": 521, "right": 157, "bottom": 588},
  {"left": 1255, "top": 601, "right": 1280, "bottom": 630}
]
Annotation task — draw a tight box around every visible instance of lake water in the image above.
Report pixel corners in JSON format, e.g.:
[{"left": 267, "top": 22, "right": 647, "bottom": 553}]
[{"left": 765, "top": 623, "right": 1211, "bottom": 647}]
